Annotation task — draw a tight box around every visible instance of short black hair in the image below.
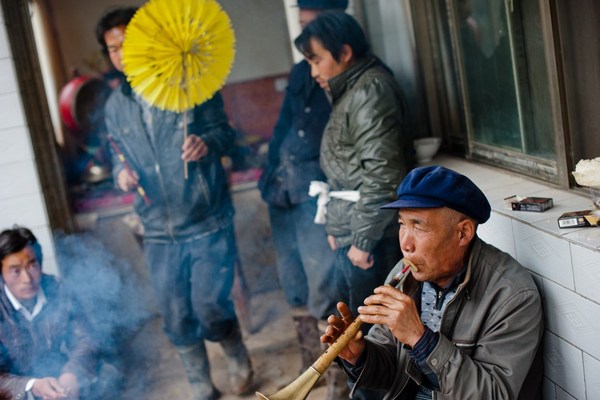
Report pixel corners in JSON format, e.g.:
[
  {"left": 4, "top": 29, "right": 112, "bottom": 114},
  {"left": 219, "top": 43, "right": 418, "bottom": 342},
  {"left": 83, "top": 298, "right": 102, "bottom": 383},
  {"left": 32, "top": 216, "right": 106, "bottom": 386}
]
[
  {"left": 0, "top": 227, "right": 42, "bottom": 267},
  {"left": 294, "top": 10, "right": 370, "bottom": 62},
  {"left": 95, "top": 7, "right": 138, "bottom": 55}
]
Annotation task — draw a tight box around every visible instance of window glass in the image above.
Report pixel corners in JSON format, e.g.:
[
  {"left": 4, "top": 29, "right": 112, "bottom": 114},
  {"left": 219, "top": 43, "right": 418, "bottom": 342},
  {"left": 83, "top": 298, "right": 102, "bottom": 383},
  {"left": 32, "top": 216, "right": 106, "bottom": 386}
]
[{"left": 456, "top": 0, "right": 555, "bottom": 160}]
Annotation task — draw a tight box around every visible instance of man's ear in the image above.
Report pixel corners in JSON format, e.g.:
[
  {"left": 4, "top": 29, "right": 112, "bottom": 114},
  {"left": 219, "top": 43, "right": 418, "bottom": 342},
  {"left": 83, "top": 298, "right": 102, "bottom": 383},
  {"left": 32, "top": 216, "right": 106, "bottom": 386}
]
[
  {"left": 340, "top": 44, "right": 354, "bottom": 64},
  {"left": 458, "top": 218, "right": 476, "bottom": 246}
]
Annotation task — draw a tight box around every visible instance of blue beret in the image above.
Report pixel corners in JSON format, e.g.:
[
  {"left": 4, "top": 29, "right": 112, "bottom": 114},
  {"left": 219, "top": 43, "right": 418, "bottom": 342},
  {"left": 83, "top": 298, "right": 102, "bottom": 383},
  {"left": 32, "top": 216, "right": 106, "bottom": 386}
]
[
  {"left": 296, "top": 0, "right": 348, "bottom": 10},
  {"left": 382, "top": 166, "right": 491, "bottom": 224}
]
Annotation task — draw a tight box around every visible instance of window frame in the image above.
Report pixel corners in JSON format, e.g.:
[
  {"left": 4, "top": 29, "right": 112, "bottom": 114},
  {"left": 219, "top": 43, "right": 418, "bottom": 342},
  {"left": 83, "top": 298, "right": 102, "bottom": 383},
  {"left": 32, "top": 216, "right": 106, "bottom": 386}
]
[{"left": 420, "top": 0, "right": 571, "bottom": 187}]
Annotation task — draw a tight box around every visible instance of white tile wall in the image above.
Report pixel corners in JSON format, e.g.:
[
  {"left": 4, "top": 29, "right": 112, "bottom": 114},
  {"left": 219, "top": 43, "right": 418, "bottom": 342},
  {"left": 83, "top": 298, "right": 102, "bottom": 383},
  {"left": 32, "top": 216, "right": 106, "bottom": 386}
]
[
  {"left": 34, "top": 225, "right": 58, "bottom": 276},
  {"left": 0, "top": 160, "right": 42, "bottom": 200},
  {"left": 0, "top": 16, "right": 55, "bottom": 275},
  {"left": 544, "top": 331, "right": 585, "bottom": 400},
  {"left": 434, "top": 156, "right": 600, "bottom": 400},
  {"left": 544, "top": 279, "right": 600, "bottom": 360},
  {"left": 531, "top": 272, "right": 545, "bottom": 298},
  {"left": 0, "top": 92, "right": 26, "bottom": 129},
  {"left": 543, "top": 378, "right": 556, "bottom": 400},
  {"left": 571, "top": 243, "right": 600, "bottom": 304},
  {"left": 0, "top": 192, "right": 49, "bottom": 229},
  {"left": 478, "top": 212, "right": 516, "bottom": 258},
  {"left": 0, "top": 58, "right": 17, "bottom": 94},
  {"left": 513, "top": 220, "right": 575, "bottom": 289},
  {"left": 0, "top": 19, "right": 9, "bottom": 59},
  {"left": 471, "top": 170, "right": 526, "bottom": 192},
  {"left": 584, "top": 354, "right": 600, "bottom": 400},
  {"left": 556, "top": 387, "right": 577, "bottom": 400},
  {"left": 564, "top": 227, "right": 600, "bottom": 252},
  {"left": 0, "top": 126, "right": 35, "bottom": 165}
]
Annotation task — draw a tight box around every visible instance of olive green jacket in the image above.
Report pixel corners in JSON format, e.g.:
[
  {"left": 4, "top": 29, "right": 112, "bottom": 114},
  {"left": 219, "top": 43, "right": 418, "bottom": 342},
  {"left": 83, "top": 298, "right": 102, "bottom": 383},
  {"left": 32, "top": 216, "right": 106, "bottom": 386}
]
[
  {"left": 351, "top": 238, "right": 544, "bottom": 399},
  {"left": 320, "top": 55, "right": 413, "bottom": 252}
]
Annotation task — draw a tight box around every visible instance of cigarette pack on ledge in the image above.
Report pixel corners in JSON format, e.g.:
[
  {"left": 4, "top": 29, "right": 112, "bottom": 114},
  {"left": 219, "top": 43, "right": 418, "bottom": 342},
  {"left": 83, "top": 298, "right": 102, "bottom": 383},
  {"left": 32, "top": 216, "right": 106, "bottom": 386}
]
[
  {"left": 506, "top": 196, "right": 554, "bottom": 212},
  {"left": 558, "top": 210, "right": 593, "bottom": 229}
]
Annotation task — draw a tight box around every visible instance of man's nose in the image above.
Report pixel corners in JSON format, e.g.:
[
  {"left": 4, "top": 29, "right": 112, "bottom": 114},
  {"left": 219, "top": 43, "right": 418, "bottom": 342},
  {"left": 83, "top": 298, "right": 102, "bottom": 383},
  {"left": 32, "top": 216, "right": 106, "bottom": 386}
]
[
  {"left": 399, "top": 233, "right": 415, "bottom": 255},
  {"left": 310, "top": 64, "right": 318, "bottom": 79},
  {"left": 21, "top": 269, "right": 34, "bottom": 284}
]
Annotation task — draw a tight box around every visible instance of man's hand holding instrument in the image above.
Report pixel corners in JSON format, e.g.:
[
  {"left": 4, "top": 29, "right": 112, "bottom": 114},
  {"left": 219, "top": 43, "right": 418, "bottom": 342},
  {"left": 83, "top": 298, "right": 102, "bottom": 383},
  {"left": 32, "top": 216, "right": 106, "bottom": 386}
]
[{"left": 256, "top": 259, "right": 416, "bottom": 400}]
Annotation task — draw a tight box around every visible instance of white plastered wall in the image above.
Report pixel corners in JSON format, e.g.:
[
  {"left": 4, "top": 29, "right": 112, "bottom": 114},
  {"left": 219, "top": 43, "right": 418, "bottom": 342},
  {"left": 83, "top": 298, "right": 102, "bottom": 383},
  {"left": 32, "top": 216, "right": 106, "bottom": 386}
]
[{"left": 0, "top": 8, "right": 58, "bottom": 276}]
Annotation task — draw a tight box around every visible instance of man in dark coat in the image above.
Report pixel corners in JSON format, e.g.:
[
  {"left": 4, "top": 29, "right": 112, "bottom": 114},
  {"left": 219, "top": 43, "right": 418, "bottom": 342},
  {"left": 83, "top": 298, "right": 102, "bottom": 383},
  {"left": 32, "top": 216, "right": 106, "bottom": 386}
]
[
  {"left": 0, "top": 227, "right": 97, "bottom": 400},
  {"left": 258, "top": 1, "right": 349, "bottom": 398}
]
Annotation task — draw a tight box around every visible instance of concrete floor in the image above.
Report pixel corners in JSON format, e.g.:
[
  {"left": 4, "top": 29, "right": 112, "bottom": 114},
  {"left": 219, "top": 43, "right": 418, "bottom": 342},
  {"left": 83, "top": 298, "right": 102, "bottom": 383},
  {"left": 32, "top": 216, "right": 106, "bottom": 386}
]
[{"left": 70, "top": 187, "right": 329, "bottom": 399}]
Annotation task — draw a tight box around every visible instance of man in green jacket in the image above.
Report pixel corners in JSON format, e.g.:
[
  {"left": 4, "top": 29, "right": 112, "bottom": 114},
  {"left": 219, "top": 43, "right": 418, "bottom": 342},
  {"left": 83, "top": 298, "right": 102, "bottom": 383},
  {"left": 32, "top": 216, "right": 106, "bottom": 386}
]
[{"left": 296, "top": 11, "right": 413, "bottom": 324}]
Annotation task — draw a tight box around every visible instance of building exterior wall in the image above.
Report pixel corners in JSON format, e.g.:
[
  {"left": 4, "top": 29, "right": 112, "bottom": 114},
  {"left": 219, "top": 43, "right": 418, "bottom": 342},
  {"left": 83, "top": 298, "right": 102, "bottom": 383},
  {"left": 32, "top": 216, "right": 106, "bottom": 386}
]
[
  {"left": 443, "top": 156, "right": 600, "bottom": 400},
  {"left": 0, "top": 8, "right": 57, "bottom": 275}
]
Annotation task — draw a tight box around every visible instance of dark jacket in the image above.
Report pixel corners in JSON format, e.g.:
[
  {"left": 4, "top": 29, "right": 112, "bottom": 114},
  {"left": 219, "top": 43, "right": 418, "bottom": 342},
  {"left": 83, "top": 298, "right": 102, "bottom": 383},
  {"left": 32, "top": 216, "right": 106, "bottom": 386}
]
[
  {"left": 0, "top": 275, "right": 97, "bottom": 399},
  {"left": 104, "top": 83, "right": 236, "bottom": 242},
  {"left": 320, "top": 55, "right": 414, "bottom": 252},
  {"left": 352, "top": 238, "right": 544, "bottom": 399},
  {"left": 259, "top": 60, "right": 330, "bottom": 207}
]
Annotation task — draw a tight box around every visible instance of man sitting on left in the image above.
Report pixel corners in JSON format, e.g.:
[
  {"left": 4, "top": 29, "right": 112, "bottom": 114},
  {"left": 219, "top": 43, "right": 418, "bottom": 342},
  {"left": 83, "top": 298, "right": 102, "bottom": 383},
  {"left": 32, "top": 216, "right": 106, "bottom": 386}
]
[{"left": 0, "top": 226, "right": 97, "bottom": 400}]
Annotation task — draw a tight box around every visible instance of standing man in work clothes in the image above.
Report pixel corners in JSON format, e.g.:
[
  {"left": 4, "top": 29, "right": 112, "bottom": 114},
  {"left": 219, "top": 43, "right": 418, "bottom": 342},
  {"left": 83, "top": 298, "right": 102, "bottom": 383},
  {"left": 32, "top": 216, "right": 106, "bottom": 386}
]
[
  {"left": 96, "top": 7, "right": 253, "bottom": 399},
  {"left": 258, "top": 1, "right": 348, "bottom": 397}
]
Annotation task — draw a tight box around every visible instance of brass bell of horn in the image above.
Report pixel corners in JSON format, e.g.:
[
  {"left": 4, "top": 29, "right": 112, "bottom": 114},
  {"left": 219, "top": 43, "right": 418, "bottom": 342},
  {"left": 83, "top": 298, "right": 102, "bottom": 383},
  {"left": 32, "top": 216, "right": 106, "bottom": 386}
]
[{"left": 255, "top": 317, "right": 363, "bottom": 400}]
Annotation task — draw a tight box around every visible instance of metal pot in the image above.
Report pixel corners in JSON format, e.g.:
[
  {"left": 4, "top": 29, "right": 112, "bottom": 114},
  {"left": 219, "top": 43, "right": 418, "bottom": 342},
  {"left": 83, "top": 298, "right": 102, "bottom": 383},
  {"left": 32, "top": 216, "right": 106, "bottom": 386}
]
[
  {"left": 59, "top": 73, "right": 113, "bottom": 183},
  {"left": 58, "top": 74, "right": 111, "bottom": 135}
]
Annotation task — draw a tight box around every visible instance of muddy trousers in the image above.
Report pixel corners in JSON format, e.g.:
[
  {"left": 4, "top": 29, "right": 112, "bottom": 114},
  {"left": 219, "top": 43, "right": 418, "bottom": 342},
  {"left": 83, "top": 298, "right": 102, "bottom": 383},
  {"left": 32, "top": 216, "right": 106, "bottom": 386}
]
[{"left": 177, "top": 342, "right": 219, "bottom": 400}]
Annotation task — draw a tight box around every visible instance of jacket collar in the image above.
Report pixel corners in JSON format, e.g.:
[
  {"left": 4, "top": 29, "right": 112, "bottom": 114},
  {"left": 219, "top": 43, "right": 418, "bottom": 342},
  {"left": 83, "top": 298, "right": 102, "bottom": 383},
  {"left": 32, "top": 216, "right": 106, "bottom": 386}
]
[
  {"left": 328, "top": 54, "right": 377, "bottom": 103},
  {"left": 119, "top": 79, "right": 134, "bottom": 97},
  {"left": 4, "top": 284, "right": 47, "bottom": 321},
  {"left": 461, "top": 236, "right": 484, "bottom": 290}
]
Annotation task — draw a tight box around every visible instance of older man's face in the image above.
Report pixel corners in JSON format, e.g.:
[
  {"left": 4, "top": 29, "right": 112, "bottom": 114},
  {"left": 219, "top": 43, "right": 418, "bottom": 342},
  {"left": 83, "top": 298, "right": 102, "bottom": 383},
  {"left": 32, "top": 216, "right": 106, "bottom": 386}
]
[
  {"left": 1, "top": 246, "right": 41, "bottom": 301},
  {"left": 398, "top": 208, "right": 468, "bottom": 287}
]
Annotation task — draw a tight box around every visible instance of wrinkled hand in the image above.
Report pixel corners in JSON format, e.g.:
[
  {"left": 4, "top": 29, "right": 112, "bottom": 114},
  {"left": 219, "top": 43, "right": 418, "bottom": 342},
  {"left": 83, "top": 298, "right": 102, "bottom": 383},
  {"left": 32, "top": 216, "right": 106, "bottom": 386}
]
[
  {"left": 359, "top": 285, "right": 425, "bottom": 347},
  {"left": 181, "top": 134, "right": 208, "bottom": 162},
  {"left": 347, "top": 246, "right": 374, "bottom": 270},
  {"left": 117, "top": 169, "right": 139, "bottom": 192},
  {"left": 31, "top": 377, "right": 70, "bottom": 400},
  {"left": 321, "top": 302, "right": 366, "bottom": 365},
  {"left": 58, "top": 372, "right": 79, "bottom": 400}
]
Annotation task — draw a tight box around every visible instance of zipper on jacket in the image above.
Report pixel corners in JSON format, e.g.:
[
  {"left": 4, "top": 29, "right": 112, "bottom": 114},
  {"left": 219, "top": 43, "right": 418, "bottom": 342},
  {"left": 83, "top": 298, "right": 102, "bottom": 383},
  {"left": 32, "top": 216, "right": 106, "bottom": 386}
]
[
  {"left": 435, "top": 289, "right": 444, "bottom": 310},
  {"left": 144, "top": 108, "right": 176, "bottom": 241},
  {"left": 118, "top": 92, "right": 177, "bottom": 242}
]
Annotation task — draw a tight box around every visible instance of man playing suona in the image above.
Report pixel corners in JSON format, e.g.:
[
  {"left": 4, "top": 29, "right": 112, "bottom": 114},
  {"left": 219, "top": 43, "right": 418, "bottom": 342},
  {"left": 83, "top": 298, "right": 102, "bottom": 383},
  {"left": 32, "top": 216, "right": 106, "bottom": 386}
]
[{"left": 322, "top": 166, "right": 544, "bottom": 400}]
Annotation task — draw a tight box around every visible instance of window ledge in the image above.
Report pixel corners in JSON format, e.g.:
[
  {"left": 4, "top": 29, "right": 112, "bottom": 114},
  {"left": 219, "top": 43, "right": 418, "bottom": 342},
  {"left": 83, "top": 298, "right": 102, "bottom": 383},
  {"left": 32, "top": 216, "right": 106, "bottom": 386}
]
[{"left": 432, "top": 154, "right": 600, "bottom": 252}]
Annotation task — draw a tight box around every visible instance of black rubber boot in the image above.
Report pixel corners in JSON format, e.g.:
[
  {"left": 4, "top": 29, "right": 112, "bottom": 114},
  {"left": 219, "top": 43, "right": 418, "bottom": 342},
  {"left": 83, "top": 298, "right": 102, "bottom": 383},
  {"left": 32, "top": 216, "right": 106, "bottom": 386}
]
[
  {"left": 292, "top": 313, "right": 322, "bottom": 371},
  {"left": 177, "top": 343, "right": 220, "bottom": 400},
  {"left": 220, "top": 324, "right": 254, "bottom": 395}
]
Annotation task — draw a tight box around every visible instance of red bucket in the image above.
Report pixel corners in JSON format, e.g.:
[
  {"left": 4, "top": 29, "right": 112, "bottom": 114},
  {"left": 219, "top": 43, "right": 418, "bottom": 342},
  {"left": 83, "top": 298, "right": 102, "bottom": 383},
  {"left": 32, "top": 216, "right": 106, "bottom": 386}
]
[{"left": 58, "top": 75, "right": 111, "bottom": 134}]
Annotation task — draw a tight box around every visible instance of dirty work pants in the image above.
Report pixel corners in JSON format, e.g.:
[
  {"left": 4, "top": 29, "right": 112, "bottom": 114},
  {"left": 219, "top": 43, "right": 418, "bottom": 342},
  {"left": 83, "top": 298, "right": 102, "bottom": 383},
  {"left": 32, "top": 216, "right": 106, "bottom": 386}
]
[
  {"left": 268, "top": 198, "right": 338, "bottom": 320},
  {"left": 144, "top": 223, "right": 238, "bottom": 346},
  {"left": 334, "top": 235, "right": 401, "bottom": 334}
]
